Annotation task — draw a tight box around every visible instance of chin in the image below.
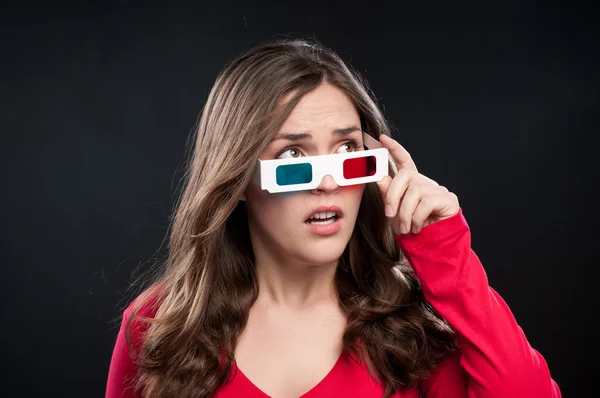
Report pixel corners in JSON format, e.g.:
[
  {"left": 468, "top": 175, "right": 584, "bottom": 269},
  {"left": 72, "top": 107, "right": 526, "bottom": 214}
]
[
  {"left": 295, "top": 240, "right": 348, "bottom": 266},
  {"left": 304, "top": 255, "right": 344, "bottom": 267}
]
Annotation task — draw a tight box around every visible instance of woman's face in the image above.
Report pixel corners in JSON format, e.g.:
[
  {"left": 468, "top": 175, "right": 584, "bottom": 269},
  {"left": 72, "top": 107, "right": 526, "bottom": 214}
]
[{"left": 244, "top": 83, "right": 366, "bottom": 267}]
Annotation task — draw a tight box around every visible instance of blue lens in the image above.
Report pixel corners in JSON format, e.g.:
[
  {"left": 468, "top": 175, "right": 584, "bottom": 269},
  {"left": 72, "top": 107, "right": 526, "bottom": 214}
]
[{"left": 276, "top": 163, "right": 312, "bottom": 186}]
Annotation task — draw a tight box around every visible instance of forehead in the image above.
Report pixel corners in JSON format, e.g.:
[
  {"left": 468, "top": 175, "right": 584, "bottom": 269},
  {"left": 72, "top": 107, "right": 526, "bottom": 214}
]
[{"left": 279, "top": 83, "right": 360, "bottom": 136}]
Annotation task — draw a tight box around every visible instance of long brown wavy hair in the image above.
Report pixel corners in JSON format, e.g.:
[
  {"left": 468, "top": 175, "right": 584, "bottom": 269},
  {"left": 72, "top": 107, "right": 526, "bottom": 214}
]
[{"left": 124, "top": 36, "right": 458, "bottom": 397}]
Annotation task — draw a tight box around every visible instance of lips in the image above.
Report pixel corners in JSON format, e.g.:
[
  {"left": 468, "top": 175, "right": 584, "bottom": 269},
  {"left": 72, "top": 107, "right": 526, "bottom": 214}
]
[{"left": 305, "top": 205, "right": 344, "bottom": 222}]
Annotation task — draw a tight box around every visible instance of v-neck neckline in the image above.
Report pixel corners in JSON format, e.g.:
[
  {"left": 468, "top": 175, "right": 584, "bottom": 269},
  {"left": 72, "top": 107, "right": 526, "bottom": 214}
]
[{"left": 231, "top": 350, "right": 348, "bottom": 397}]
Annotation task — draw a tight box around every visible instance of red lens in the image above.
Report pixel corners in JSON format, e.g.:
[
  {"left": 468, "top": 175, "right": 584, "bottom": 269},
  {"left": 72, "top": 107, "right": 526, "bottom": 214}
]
[{"left": 343, "top": 155, "right": 376, "bottom": 179}]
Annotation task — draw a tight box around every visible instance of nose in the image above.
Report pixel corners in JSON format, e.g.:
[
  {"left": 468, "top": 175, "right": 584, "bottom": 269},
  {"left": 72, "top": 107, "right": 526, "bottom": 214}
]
[{"left": 312, "top": 174, "right": 340, "bottom": 194}]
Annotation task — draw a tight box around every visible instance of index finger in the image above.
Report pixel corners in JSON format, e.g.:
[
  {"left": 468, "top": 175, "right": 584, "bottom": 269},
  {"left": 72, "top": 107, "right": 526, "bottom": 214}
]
[{"left": 379, "top": 135, "right": 418, "bottom": 172}]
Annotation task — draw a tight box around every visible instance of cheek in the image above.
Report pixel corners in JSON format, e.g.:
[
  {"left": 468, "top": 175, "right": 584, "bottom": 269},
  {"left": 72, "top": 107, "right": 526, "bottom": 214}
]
[
  {"left": 342, "top": 184, "right": 365, "bottom": 202},
  {"left": 245, "top": 183, "right": 271, "bottom": 216},
  {"left": 245, "top": 182, "right": 365, "bottom": 222},
  {"left": 341, "top": 185, "right": 366, "bottom": 217},
  {"left": 343, "top": 184, "right": 365, "bottom": 194},
  {"left": 245, "top": 182, "right": 300, "bottom": 220}
]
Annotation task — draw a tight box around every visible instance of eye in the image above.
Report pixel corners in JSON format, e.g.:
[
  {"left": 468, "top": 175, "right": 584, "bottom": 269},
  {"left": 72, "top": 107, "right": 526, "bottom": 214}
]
[
  {"left": 337, "top": 139, "right": 361, "bottom": 153},
  {"left": 277, "top": 147, "right": 303, "bottom": 159},
  {"left": 337, "top": 142, "right": 355, "bottom": 153}
]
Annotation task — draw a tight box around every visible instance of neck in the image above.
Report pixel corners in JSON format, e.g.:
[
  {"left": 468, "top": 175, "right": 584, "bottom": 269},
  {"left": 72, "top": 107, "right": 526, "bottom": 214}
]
[{"left": 253, "top": 255, "right": 339, "bottom": 309}]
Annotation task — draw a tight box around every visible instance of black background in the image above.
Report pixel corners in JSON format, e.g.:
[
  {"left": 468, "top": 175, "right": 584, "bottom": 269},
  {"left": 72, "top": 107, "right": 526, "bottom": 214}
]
[{"left": 2, "top": 2, "right": 596, "bottom": 397}]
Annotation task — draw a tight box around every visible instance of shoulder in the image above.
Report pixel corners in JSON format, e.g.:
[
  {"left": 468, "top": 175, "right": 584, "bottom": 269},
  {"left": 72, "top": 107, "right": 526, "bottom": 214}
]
[
  {"left": 106, "top": 285, "right": 165, "bottom": 397},
  {"left": 122, "top": 284, "right": 165, "bottom": 348},
  {"left": 124, "top": 285, "right": 164, "bottom": 322}
]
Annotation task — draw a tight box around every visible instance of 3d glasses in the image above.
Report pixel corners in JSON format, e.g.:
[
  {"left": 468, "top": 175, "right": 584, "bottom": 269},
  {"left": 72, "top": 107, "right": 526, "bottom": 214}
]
[{"left": 252, "top": 132, "right": 389, "bottom": 193}]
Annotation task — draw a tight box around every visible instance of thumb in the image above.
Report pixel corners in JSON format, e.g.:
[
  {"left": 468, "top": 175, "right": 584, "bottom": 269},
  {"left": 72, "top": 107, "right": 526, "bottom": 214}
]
[{"left": 376, "top": 175, "right": 392, "bottom": 202}]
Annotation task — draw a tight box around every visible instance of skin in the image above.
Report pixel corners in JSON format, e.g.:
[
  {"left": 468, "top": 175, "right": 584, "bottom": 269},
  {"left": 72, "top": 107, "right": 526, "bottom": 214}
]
[
  {"left": 242, "top": 83, "right": 366, "bottom": 308},
  {"left": 376, "top": 134, "right": 460, "bottom": 236},
  {"left": 236, "top": 82, "right": 460, "bottom": 397}
]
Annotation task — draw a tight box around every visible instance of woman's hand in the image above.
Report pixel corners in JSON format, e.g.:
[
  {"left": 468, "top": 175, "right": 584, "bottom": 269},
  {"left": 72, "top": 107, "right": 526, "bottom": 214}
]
[{"left": 376, "top": 135, "right": 460, "bottom": 235}]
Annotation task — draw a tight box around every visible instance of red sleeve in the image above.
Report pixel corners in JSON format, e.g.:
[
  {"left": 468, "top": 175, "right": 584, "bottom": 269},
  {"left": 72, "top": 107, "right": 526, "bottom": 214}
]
[
  {"left": 394, "top": 208, "right": 561, "bottom": 398},
  {"left": 106, "top": 292, "right": 160, "bottom": 398},
  {"left": 106, "top": 305, "right": 142, "bottom": 398}
]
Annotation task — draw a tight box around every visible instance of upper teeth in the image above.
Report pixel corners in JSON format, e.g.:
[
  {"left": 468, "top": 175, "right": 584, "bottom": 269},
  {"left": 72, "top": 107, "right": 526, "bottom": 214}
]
[{"left": 311, "top": 211, "right": 337, "bottom": 219}]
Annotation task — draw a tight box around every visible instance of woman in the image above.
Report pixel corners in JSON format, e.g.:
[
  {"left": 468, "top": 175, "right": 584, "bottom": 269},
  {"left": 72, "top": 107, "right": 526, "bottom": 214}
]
[{"left": 106, "top": 38, "right": 561, "bottom": 397}]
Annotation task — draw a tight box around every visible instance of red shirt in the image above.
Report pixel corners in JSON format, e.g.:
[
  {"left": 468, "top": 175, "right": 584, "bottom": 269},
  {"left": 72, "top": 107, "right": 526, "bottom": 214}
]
[{"left": 106, "top": 209, "right": 561, "bottom": 397}]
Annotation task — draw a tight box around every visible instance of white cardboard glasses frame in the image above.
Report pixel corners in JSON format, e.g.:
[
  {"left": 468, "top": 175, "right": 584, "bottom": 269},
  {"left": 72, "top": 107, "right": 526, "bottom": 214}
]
[{"left": 252, "top": 132, "right": 390, "bottom": 193}]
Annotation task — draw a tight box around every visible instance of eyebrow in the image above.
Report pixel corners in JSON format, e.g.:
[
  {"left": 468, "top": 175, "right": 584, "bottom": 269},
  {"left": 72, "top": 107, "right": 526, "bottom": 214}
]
[{"left": 271, "top": 125, "right": 362, "bottom": 142}]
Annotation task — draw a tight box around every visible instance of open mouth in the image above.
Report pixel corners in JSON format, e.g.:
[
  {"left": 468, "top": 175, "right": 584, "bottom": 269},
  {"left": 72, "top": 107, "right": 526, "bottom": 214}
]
[{"left": 305, "top": 211, "right": 340, "bottom": 225}]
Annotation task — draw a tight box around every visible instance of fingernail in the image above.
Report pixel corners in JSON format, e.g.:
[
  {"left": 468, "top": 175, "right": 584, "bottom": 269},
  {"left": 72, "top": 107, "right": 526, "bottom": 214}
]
[
  {"left": 385, "top": 205, "right": 393, "bottom": 217},
  {"left": 400, "top": 223, "right": 407, "bottom": 234},
  {"left": 412, "top": 225, "right": 418, "bottom": 234}
]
